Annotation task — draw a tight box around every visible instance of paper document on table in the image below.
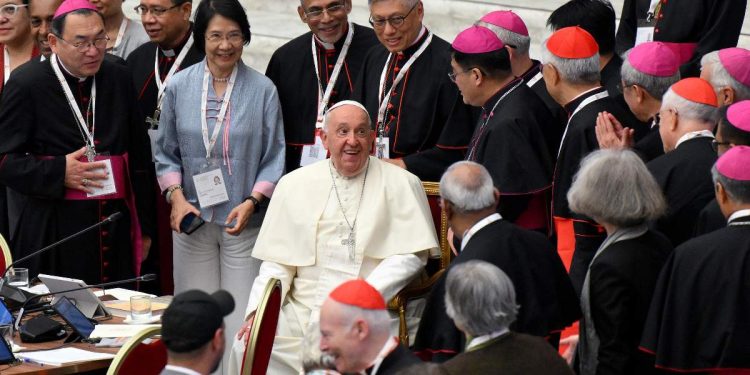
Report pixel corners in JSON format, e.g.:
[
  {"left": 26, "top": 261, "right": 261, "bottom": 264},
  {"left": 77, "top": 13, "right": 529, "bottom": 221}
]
[
  {"left": 90, "top": 324, "right": 160, "bottom": 338},
  {"left": 94, "top": 287, "right": 156, "bottom": 300},
  {"left": 19, "top": 284, "right": 49, "bottom": 294},
  {"left": 16, "top": 347, "right": 115, "bottom": 366}
]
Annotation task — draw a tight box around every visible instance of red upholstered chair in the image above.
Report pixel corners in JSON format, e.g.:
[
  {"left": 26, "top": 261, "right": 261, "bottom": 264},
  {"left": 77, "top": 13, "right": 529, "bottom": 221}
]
[
  {"left": 0, "top": 234, "right": 12, "bottom": 272},
  {"left": 388, "top": 181, "right": 452, "bottom": 345},
  {"left": 107, "top": 326, "right": 166, "bottom": 375},
  {"left": 241, "top": 278, "right": 282, "bottom": 375}
]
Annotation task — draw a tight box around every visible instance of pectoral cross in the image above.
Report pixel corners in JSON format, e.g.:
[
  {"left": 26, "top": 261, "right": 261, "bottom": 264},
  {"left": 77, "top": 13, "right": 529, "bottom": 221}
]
[
  {"left": 85, "top": 145, "right": 96, "bottom": 162},
  {"left": 341, "top": 230, "right": 355, "bottom": 260},
  {"left": 376, "top": 142, "right": 385, "bottom": 159},
  {"left": 146, "top": 109, "right": 161, "bottom": 130}
]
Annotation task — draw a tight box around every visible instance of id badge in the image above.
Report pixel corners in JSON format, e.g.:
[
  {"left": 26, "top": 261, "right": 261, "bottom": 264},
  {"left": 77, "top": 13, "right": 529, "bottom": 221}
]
[
  {"left": 192, "top": 160, "right": 229, "bottom": 208},
  {"left": 300, "top": 129, "right": 328, "bottom": 167},
  {"left": 87, "top": 159, "right": 117, "bottom": 197},
  {"left": 635, "top": 18, "right": 656, "bottom": 46},
  {"left": 147, "top": 128, "right": 158, "bottom": 162},
  {"left": 375, "top": 137, "right": 390, "bottom": 159}
]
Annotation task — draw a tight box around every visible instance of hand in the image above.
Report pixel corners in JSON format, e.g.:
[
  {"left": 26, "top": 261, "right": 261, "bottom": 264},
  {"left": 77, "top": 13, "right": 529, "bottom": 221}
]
[
  {"left": 141, "top": 236, "right": 152, "bottom": 261},
  {"left": 64, "top": 147, "right": 108, "bottom": 193},
  {"left": 560, "top": 335, "right": 579, "bottom": 365},
  {"left": 169, "top": 189, "right": 200, "bottom": 233},
  {"left": 595, "top": 112, "right": 635, "bottom": 150},
  {"left": 383, "top": 158, "right": 406, "bottom": 169},
  {"left": 225, "top": 200, "right": 255, "bottom": 236},
  {"left": 236, "top": 312, "right": 256, "bottom": 345}
]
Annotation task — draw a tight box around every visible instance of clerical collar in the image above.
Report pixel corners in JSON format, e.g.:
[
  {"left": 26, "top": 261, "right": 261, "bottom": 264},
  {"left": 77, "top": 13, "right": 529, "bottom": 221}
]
[
  {"left": 313, "top": 23, "right": 349, "bottom": 51},
  {"left": 675, "top": 129, "right": 714, "bottom": 149},
  {"left": 727, "top": 209, "right": 750, "bottom": 224},
  {"left": 466, "top": 328, "right": 509, "bottom": 351},
  {"left": 398, "top": 25, "right": 428, "bottom": 57},
  {"left": 482, "top": 77, "right": 523, "bottom": 112},
  {"left": 160, "top": 24, "right": 192, "bottom": 57},
  {"left": 365, "top": 336, "right": 399, "bottom": 375},
  {"left": 563, "top": 86, "right": 606, "bottom": 113},
  {"left": 520, "top": 59, "right": 542, "bottom": 82},
  {"left": 56, "top": 57, "right": 89, "bottom": 82},
  {"left": 460, "top": 213, "right": 502, "bottom": 251}
]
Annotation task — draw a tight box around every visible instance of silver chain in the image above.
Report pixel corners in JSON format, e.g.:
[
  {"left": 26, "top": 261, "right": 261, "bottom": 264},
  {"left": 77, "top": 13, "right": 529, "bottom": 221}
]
[{"left": 328, "top": 159, "right": 369, "bottom": 233}]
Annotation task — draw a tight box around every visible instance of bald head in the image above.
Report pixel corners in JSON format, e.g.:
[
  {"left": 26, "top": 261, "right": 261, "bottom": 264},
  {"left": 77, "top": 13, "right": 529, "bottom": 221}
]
[{"left": 439, "top": 161, "right": 497, "bottom": 214}]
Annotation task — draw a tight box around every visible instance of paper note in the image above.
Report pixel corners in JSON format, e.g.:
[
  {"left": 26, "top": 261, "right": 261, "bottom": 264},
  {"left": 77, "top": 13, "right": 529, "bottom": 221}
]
[
  {"left": 89, "top": 324, "right": 161, "bottom": 338},
  {"left": 16, "top": 347, "right": 115, "bottom": 366}
]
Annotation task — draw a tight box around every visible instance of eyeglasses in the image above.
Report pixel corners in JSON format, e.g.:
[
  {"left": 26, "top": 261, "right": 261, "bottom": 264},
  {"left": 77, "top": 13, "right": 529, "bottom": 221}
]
[
  {"left": 0, "top": 3, "right": 28, "bottom": 18},
  {"left": 333, "top": 127, "right": 370, "bottom": 139},
  {"left": 206, "top": 31, "right": 244, "bottom": 45},
  {"left": 58, "top": 35, "right": 110, "bottom": 53},
  {"left": 712, "top": 139, "right": 732, "bottom": 152},
  {"left": 303, "top": 2, "right": 346, "bottom": 21},
  {"left": 369, "top": 2, "right": 417, "bottom": 29},
  {"left": 448, "top": 68, "right": 474, "bottom": 83},
  {"left": 133, "top": 4, "right": 180, "bottom": 16}
]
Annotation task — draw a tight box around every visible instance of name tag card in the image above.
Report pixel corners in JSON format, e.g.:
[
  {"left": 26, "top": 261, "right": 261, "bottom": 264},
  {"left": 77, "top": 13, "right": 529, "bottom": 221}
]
[
  {"left": 193, "top": 168, "right": 229, "bottom": 208},
  {"left": 87, "top": 159, "right": 117, "bottom": 197},
  {"left": 375, "top": 137, "right": 390, "bottom": 159},
  {"left": 300, "top": 130, "right": 328, "bottom": 167},
  {"left": 635, "top": 18, "right": 656, "bottom": 46}
]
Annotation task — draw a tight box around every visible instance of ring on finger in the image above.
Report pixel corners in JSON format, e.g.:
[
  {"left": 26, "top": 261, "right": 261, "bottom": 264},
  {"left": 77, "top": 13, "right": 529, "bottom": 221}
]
[{"left": 82, "top": 178, "right": 90, "bottom": 187}]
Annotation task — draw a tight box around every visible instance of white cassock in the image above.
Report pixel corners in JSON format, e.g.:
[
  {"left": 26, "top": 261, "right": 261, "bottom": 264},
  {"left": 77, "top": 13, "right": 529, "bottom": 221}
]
[{"left": 228, "top": 157, "right": 439, "bottom": 374}]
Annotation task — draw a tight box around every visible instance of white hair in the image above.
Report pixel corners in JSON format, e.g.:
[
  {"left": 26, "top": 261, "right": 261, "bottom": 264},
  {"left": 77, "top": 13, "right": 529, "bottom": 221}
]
[
  {"left": 475, "top": 21, "right": 530, "bottom": 56},
  {"left": 701, "top": 51, "right": 750, "bottom": 101},
  {"left": 542, "top": 39, "right": 600, "bottom": 85},
  {"left": 444, "top": 260, "right": 519, "bottom": 337},
  {"left": 620, "top": 50, "right": 680, "bottom": 100},
  {"left": 712, "top": 164, "right": 750, "bottom": 204},
  {"left": 336, "top": 302, "right": 390, "bottom": 337},
  {"left": 660, "top": 88, "right": 719, "bottom": 124},
  {"left": 439, "top": 161, "right": 495, "bottom": 214}
]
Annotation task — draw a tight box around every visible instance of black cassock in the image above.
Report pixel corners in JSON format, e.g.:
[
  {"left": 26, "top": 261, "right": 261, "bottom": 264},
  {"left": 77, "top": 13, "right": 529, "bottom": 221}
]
[
  {"left": 646, "top": 136, "right": 717, "bottom": 246},
  {"left": 615, "top": 0, "right": 747, "bottom": 77},
  {"left": 467, "top": 80, "right": 554, "bottom": 230},
  {"left": 640, "top": 214, "right": 750, "bottom": 372},
  {"left": 0, "top": 58, "right": 152, "bottom": 284},
  {"left": 413, "top": 219, "right": 581, "bottom": 362},
  {"left": 552, "top": 87, "right": 641, "bottom": 295},
  {"left": 353, "top": 31, "right": 476, "bottom": 181},
  {"left": 521, "top": 60, "right": 567, "bottom": 161},
  {"left": 694, "top": 198, "right": 725, "bottom": 236},
  {"left": 266, "top": 23, "right": 379, "bottom": 172},
  {"left": 632, "top": 126, "right": 664, "bottom": 162}
]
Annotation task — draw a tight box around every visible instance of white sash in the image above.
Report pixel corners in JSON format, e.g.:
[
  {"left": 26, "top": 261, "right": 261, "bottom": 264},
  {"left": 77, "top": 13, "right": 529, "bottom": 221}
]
[
  {"left": 312, "top": 22, "right": 354, "bottom": 127},
  {"left": 50, "top": 54, "right": 97, "bottom": 160},
  {"left": 200, "top": 63, "right": 238, "bottom": 159},
  {"left": 558, "top": 90, "right": 609, "bottom": 157},
  {"left": 154, "top": 35, "right": 194, "bottom": 111}
]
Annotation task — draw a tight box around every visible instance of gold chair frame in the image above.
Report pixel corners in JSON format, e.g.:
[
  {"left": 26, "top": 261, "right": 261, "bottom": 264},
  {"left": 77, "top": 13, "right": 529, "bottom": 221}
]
[{"left": 106, "top": 326, "right": 162, "bottom": 375}]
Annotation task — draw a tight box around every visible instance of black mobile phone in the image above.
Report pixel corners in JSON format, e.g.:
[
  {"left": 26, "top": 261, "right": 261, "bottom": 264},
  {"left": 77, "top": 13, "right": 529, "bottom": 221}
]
[{"left": 180, "top": 213, "right": 205, "bottom": 234}]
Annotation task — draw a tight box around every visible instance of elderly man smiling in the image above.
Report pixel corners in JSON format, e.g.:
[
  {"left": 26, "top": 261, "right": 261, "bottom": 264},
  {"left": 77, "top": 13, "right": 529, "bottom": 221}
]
[{"left": 228, "top": 100, "right": 438, "bottom": 374}]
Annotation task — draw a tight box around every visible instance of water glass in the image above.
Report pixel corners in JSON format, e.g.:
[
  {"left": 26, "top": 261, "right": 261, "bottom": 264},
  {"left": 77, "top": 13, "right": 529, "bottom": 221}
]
[
  {"left": 130, "top": 295, "right": 152, "bottom": 321},
  {"left": 6, "top": 268, "right": 28, "bottom": 288}
]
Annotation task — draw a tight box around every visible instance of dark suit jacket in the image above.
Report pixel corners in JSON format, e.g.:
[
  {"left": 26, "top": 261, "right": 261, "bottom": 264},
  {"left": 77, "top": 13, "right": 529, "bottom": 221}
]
[{"left": 371, "top": 344, "right": 421, "bottom": 374}]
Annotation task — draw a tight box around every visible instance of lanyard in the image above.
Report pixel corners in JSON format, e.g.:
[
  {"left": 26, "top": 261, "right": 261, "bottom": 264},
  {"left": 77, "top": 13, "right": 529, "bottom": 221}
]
[
  {"left": 112, "top": 18, "right": 128, "bottom": 50},
  {"left": 675, "top": 129, "right": 714, "bottom": 149},
  {"left": 376, "top": 31, "right": 433, "bottom": 137},
  {"left": 3, "top": 47, "right": 9, "bottom": 83},
  {"left": 154, "top": 34, "right": 194, "bottom": 110},
  {"left": 558, "top": 90, "right": 609, "bottom": 157},
  {"left": 728, "top": 209, "right": 750, "bottom": 225},
  {"left": 200, "top": 63, "right": 238, "bottom": 159},
  {"left": 50, "top": 54, "right": 97, "bottom": 161},
  {"left": 467, "top": 79, "right": 524, "bottom": 160},
  {"left": 312, "top": 22, "right": 353, "bottom": 127},
  {"left": 460, "top": 213, "right": 502, "bottom": 251},
  {"left": 526, "top": 70, "right": 543, "bottom": 88},
  {"left": 646, "top": 0, "right": 662, "bottom": 22}
]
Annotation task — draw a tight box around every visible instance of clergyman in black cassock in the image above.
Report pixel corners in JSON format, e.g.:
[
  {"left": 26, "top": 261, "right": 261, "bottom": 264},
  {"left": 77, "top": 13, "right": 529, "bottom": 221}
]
[{"left": 266, "top": 20, "right": 378, "bottom": 172}]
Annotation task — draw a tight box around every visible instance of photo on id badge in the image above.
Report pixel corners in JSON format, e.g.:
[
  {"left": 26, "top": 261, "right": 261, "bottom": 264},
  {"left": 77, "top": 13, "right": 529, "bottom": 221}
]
[{"left": 193, "top": 159, "right": 229, "bottom": 208}]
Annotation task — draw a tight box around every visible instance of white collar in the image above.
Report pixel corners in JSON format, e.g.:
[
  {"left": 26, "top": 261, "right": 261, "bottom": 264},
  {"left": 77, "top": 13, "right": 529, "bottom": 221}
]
[
  {"left": 366, "top": 336, "right": 399, "bottom": 375},
  {"left": 313, "top": 33, "right": 336, "bottom": 51},
  {"left": 566, "top": 86, "right": 604, "bottom": 107},
  {"left": 396, "top": 25, "right": 427, "bottom": 55},
  {"left": 466, "top": 328, "right": 509, "bottom": 351},
  {"left": 460, "top": 213, "right": 502, "bottom": 252},
  {"left": 728, "top": 209, "right": 750, "bottom": 224},
  {"left": 56, "top": 57, "right": 88, "bottom": 82},
  {"left": 163, "top": 364, "right": 202, "bottom": 375},
  {"left": 675, "top": 129, "right": 714, "bottom": 148}
]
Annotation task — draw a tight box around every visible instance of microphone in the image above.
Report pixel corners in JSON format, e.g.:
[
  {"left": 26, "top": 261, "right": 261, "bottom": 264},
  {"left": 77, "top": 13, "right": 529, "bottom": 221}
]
[{"left": 14, "top": 273, "right": 157, "bottom": 331}]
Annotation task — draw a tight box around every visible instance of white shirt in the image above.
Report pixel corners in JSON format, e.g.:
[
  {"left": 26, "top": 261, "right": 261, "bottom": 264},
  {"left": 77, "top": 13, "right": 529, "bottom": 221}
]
[
  {"left": 460, "top": 213, "right": 502, "bottom": 251},
  {"left": 675, "top": 129, "right": 714, "bottom": 149},
  {"left": 163, "top": 364, "right": 202, "bottom": 375},
  {"left": 466, "top": 328, "right": 509, "bottom": 351},
  {"left": 728, "top": 209, "right": 750, "bottom": 224}
]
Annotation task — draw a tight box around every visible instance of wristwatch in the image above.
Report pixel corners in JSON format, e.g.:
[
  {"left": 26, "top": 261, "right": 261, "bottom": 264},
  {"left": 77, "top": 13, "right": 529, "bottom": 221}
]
[
  {"left": 243, "top": 195, "right": 260, "bottom": 207},
  {"left": 165, "top": 184, "right": 183, "bottom": 204}
]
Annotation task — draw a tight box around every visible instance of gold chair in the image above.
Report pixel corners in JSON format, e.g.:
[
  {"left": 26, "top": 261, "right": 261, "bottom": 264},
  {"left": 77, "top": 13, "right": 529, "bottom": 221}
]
[
  {"left": 107, "top": 326, "right": 165, "bottom": 375},
  {"left": 241, "top": 278, "right": 282, "bottom": 375},
  {"left": 388, "top": 181, "right": 452, "bottom": 345},
  {"left": 0, "top": 234, "right": 12, "bottom": 271}
]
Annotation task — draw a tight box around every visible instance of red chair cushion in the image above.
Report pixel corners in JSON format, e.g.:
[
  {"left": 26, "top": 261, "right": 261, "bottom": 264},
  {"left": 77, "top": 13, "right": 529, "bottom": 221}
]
[
  {"left": 118, "top": 339, "right": 167, "bottom": 375},
  {"left": 241, "top": 286, "right": 282, "bottom": 375}
]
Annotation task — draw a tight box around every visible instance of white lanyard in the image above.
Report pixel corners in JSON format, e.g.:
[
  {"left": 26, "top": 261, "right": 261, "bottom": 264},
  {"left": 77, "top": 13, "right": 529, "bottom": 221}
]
[
  {"left": 558, "top": 90, "right": 609, "bottom": 157},
  {"left": 200, "top": 63, "right": 238, "bottom": 159},
  {"left": 154, "top": 34, "right": 194, "bottom": 110},
  {"left": 460, "top": 213, "right": 502, "bottom": 251},
  {"left": 526, "top": 70, "right": 543, "bottom": 88},
  {"left": 728, "top": 209, "right": 750, "bottom": 225},
  {"left": 50, "top": 54, "right": 97, "bottom": 161},
  {"left": 312, "top": 22, "right": 353, "bottom": 127},
  {"left": 376, "top": 31, "right": 433, "bottom": 136},
  {"left": 3, "top": 47, "right": 9, "bottom": 83},
  {"left": 646, "top": 0, "right": 661, "bottom": 21},
  {"left": 112, "top": 18, "right": 128, "bottom": 50},
  {"left": 675, "top": 129, "right": 714, "bottom": 148}
]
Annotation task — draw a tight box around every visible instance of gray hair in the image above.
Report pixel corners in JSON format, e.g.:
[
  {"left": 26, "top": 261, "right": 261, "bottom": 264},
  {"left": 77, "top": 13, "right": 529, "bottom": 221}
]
[
  {"left": 322, "top": 100, "right": 372, "bottom": 133},
  {"left": 568, "top": 149, "right": 666, "bottom": 227},
  {"left": 661, "top": 88, "right": 719, "bottom": 124},
  {"left": 444, "top": 260, "right": 519, "bottom": 337},
  {"left": 439, "top": 161, "right": 495, "bottom": 214},
  {"left": 701, "top": 51, "right": 750, "bottom": 101},
  {"left": 335, "top": 301, "right": 391, "bottom": 337},
  {"left": 620, "top": 50, "right": 680, "bottom": 100},
  {"left": 475, "top": 21, "right": 530, "bottom": 56},
  {"left": 712, "top": 165, "right": 750, "bottom": 204},
  {"left": 542, "top": 39, "right": 600, "bottom": 84},
  {"left": 368, "top": 0, "right": 419, "bottom": 7}
]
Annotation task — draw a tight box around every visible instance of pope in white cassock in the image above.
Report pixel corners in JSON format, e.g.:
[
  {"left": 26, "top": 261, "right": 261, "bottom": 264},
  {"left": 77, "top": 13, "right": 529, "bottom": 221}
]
[{"left": 228, "top": 100, "right": 439, "bottom": 374}]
